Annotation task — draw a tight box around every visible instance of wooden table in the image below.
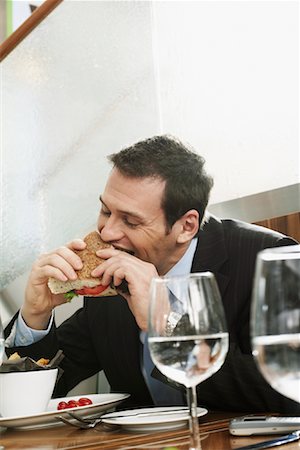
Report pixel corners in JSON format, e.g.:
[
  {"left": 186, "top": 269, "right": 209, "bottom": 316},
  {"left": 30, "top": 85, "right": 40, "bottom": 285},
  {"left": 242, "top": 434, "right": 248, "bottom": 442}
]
[{"left": 0, "top": 412, "right": 299, "bottom": 450}]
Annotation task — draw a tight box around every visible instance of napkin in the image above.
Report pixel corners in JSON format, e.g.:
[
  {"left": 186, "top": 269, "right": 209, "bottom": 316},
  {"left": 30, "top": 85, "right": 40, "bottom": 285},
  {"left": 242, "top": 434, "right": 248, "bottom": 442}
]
[{"left": 0, "top": 349, "right": 64, "bottom": 373}]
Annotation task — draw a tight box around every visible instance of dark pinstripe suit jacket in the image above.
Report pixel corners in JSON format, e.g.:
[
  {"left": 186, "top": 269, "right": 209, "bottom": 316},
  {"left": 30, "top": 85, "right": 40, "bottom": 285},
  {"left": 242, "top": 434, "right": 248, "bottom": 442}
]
[{"left": 5, "top": 214, "right": 300, "bottom": 413}]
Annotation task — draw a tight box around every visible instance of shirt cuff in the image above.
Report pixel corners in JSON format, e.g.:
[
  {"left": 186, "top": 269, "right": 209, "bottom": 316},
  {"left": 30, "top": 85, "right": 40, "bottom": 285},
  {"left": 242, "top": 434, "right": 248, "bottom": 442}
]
[{"left": 6, "top": 312, "right": 54, "bottom": 347}]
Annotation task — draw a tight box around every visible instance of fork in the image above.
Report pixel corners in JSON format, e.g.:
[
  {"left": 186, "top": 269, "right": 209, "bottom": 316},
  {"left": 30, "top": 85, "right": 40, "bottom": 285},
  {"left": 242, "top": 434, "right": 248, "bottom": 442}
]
[
  {"left": 68, "top": 411, "right": 103, "bottom": 424},
  {"left": 56, "top": 414, "right": 103, "bottom": 429}
]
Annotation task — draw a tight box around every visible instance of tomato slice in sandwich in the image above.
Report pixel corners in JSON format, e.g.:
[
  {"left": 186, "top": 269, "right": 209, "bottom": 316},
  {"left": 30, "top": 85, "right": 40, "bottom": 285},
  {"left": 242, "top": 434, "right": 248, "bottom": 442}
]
[{"left": 75, "top": 284, "right": 109, "bottom": 296}]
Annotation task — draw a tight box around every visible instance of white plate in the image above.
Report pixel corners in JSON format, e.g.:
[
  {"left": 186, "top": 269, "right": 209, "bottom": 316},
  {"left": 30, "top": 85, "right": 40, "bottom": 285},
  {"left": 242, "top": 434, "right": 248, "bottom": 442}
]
[
  {"left": 101, "top": 406, "right": 208, "bottom": 432},
  {"left": 0, "top": 393, "right": 130, "bottom": 429}
]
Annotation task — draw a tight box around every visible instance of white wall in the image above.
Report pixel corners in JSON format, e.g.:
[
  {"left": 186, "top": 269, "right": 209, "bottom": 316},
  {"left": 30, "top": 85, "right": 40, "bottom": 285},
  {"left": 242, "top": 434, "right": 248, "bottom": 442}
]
[{"left": 154, "top": 0, "right": 299, "bottom": 204}]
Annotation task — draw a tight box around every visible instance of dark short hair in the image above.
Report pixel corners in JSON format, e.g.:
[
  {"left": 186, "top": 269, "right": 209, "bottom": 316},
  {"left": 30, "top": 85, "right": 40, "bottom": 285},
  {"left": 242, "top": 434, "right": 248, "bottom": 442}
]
[{"left": 108, "top": 135, "right": 214, "bottom": 231}]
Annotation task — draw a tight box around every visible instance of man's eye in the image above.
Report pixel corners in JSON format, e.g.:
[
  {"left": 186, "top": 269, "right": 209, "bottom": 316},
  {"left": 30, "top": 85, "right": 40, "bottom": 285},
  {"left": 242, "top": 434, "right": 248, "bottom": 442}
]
[
  {"left": 101, "top": 209, "right": 111, "bottom": 216},
  {"left": 123, "top": 217, "right": 138, "bottom": 228}
]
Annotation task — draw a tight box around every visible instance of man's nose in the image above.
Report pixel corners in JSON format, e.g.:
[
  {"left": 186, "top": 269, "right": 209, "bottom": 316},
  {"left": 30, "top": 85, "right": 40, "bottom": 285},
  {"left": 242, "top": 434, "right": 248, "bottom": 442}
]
[{"left": 99, "top": 216, "right": 124, "bottom": 242}]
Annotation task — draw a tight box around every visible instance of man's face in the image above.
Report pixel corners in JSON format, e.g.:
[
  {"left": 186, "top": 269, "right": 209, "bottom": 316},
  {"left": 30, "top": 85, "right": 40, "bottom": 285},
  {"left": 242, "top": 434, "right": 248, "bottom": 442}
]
[{"left": 97, "top": 168, "right": 182, "bottom": 275}]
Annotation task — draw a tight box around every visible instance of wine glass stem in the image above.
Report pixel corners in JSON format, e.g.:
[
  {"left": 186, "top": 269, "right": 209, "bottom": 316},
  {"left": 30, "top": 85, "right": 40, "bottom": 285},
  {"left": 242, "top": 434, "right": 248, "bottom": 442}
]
[{"left": 187, "top": 386, "right": 201, "bottom": 450}]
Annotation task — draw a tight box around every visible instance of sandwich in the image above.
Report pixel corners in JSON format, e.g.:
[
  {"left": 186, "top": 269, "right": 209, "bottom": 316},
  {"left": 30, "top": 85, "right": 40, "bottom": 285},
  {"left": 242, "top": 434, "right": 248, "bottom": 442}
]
[{"left": 47, "top": 231, "right": 117, "bottom": 300}]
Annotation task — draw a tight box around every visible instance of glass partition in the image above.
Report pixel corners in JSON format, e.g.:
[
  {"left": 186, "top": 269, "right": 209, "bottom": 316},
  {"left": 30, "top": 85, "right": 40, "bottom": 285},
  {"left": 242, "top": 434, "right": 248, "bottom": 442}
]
[{"left": 1, "top": 1, "right": 159, "bottom": 296}]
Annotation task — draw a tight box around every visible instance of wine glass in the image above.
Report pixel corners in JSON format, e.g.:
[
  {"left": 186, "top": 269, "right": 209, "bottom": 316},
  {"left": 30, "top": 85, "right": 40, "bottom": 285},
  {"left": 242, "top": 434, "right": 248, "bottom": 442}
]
[
  {"left": 251, "top": 245, "right": 300, "bottom": 403},
  {"left": 148, "top": 272, "right": 229, "bottom": 450}
]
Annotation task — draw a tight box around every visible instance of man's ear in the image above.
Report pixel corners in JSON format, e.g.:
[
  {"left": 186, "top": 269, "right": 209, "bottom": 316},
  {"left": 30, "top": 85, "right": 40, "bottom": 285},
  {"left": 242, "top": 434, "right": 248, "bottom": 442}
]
[{"left": 176, "top": 209, "right": 199, "bottom": 244}]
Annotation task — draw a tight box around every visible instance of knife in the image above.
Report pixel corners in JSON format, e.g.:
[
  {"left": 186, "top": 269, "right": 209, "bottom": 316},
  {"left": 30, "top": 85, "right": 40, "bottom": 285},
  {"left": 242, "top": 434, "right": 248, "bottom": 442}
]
[
  {"left": 103, "top": 408, "right": 190, "bottom": 419},
  {"left": 234, "top": 430, "right": 300, "bottom": 450}
]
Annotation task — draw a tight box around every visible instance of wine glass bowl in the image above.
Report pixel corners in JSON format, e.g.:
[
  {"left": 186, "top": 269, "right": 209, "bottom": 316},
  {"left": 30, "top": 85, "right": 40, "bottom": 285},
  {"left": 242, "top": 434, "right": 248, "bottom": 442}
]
[
  {"left": 148, "top": 272, "right": 228, "bottom": 449},
  {"left": 251, "top": 245, "right": 300, "bottom": 404}
]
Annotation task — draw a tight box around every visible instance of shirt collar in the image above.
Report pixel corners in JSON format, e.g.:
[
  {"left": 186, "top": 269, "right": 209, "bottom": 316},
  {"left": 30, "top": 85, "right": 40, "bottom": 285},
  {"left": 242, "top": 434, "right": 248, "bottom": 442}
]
[{"left": 167, "top": 238, "right": 198, "bottom": 277}]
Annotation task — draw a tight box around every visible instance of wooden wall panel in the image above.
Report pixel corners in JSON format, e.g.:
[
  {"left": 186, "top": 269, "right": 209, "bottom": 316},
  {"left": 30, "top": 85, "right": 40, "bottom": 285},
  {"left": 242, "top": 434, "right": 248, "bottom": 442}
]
[{"left": 254, "top": 212, "right": 300, "bottom": 243}]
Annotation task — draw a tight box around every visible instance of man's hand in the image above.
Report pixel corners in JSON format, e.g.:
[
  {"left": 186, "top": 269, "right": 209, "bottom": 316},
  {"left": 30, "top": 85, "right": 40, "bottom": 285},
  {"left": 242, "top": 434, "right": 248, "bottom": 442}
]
[
  {"left": 92, "top": 248, "right": 158, "bottom": 331},
  {"left": 22, "top": 239, "right": 86, "bottom": 330}
]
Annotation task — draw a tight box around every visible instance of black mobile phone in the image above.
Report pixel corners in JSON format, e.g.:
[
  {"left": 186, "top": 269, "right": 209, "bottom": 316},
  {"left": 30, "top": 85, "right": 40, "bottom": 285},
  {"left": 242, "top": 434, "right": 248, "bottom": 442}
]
[{"left": 229, "top": 415, "right": 300, "bottom": 435}]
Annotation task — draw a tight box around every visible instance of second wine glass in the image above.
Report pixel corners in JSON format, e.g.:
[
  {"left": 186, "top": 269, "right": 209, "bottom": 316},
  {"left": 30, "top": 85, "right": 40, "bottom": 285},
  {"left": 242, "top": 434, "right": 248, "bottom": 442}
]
[
  {"left": 148, "top": 272, "right": 228, "bottom": 450},
  {"left": 251, "top": 245, "right": 300, "bottom": 404}
]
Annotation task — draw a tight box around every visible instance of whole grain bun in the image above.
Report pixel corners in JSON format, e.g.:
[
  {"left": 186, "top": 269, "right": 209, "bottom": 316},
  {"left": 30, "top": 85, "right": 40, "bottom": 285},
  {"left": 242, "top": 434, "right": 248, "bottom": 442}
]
[
  {"left": 47, "top": 231, "right": 117, "bottom": 296},
  {"left": 73, "top": 231, "right": 112, "bottom": 280}
]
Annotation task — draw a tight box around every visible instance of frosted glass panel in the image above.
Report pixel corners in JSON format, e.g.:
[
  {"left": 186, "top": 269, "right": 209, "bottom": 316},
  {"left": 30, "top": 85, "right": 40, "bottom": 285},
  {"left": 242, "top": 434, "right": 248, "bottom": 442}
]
[{"left": 1, "top": 1, "right": 159, "bottom": 290}]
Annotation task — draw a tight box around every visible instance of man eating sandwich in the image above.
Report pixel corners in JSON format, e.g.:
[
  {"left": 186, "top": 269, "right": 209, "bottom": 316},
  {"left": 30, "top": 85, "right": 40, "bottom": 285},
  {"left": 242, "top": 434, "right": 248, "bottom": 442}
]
[{"left": 4, "top": 135, "right": 300, "bottom": 414}]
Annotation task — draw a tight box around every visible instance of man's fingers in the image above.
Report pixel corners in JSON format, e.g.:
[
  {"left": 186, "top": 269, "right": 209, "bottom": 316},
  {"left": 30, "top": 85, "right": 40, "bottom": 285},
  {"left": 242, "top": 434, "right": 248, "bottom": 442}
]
[
  {"left": 38, "top": 265, "right": 72, "bottom": 283},
  {"left": 96, "top": 248, "right": 125, "bottom": 258},
  {"left": 47, "top": 254, "right": 79, "bottom": 280},
  {"left": 112, "top": 268, "right": 127, "bottom": 288},
  {"left": 36, "top": 248, "right": 83, "bottom": 282},
  {"left": 67, "top": 239, "right": 86, "bottom": 251},
  {"left": 96, "top": 260, "right": 121, "bottom": 286},
  {"left": 56, "top": 247, "right": 83, "bottom": 271}
]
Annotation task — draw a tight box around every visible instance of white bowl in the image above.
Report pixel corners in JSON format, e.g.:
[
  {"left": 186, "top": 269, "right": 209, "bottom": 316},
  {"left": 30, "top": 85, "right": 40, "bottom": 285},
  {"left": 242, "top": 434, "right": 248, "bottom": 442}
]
[{"left": 0, "top": 368, "right": 58, "bottom": 418}]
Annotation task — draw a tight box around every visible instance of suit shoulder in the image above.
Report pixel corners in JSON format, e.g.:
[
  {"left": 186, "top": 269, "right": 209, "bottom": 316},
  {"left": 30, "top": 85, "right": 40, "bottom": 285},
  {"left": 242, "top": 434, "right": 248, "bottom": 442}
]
[{"left": 220, "top": 217, "right": 298, "bottom": 248}]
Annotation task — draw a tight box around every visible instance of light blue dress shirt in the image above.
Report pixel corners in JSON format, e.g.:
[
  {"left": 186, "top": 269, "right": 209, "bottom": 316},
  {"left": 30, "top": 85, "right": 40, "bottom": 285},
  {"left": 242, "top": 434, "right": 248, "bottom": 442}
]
[{"left": 11, "top": 312, "right": 54, "bottom": 347}]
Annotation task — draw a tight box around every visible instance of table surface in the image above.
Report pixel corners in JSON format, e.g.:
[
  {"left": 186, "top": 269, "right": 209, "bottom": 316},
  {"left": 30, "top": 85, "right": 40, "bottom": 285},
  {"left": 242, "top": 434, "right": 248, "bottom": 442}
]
[{"left": 0, "top": 412, "right": 299, "bottom": 450}]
